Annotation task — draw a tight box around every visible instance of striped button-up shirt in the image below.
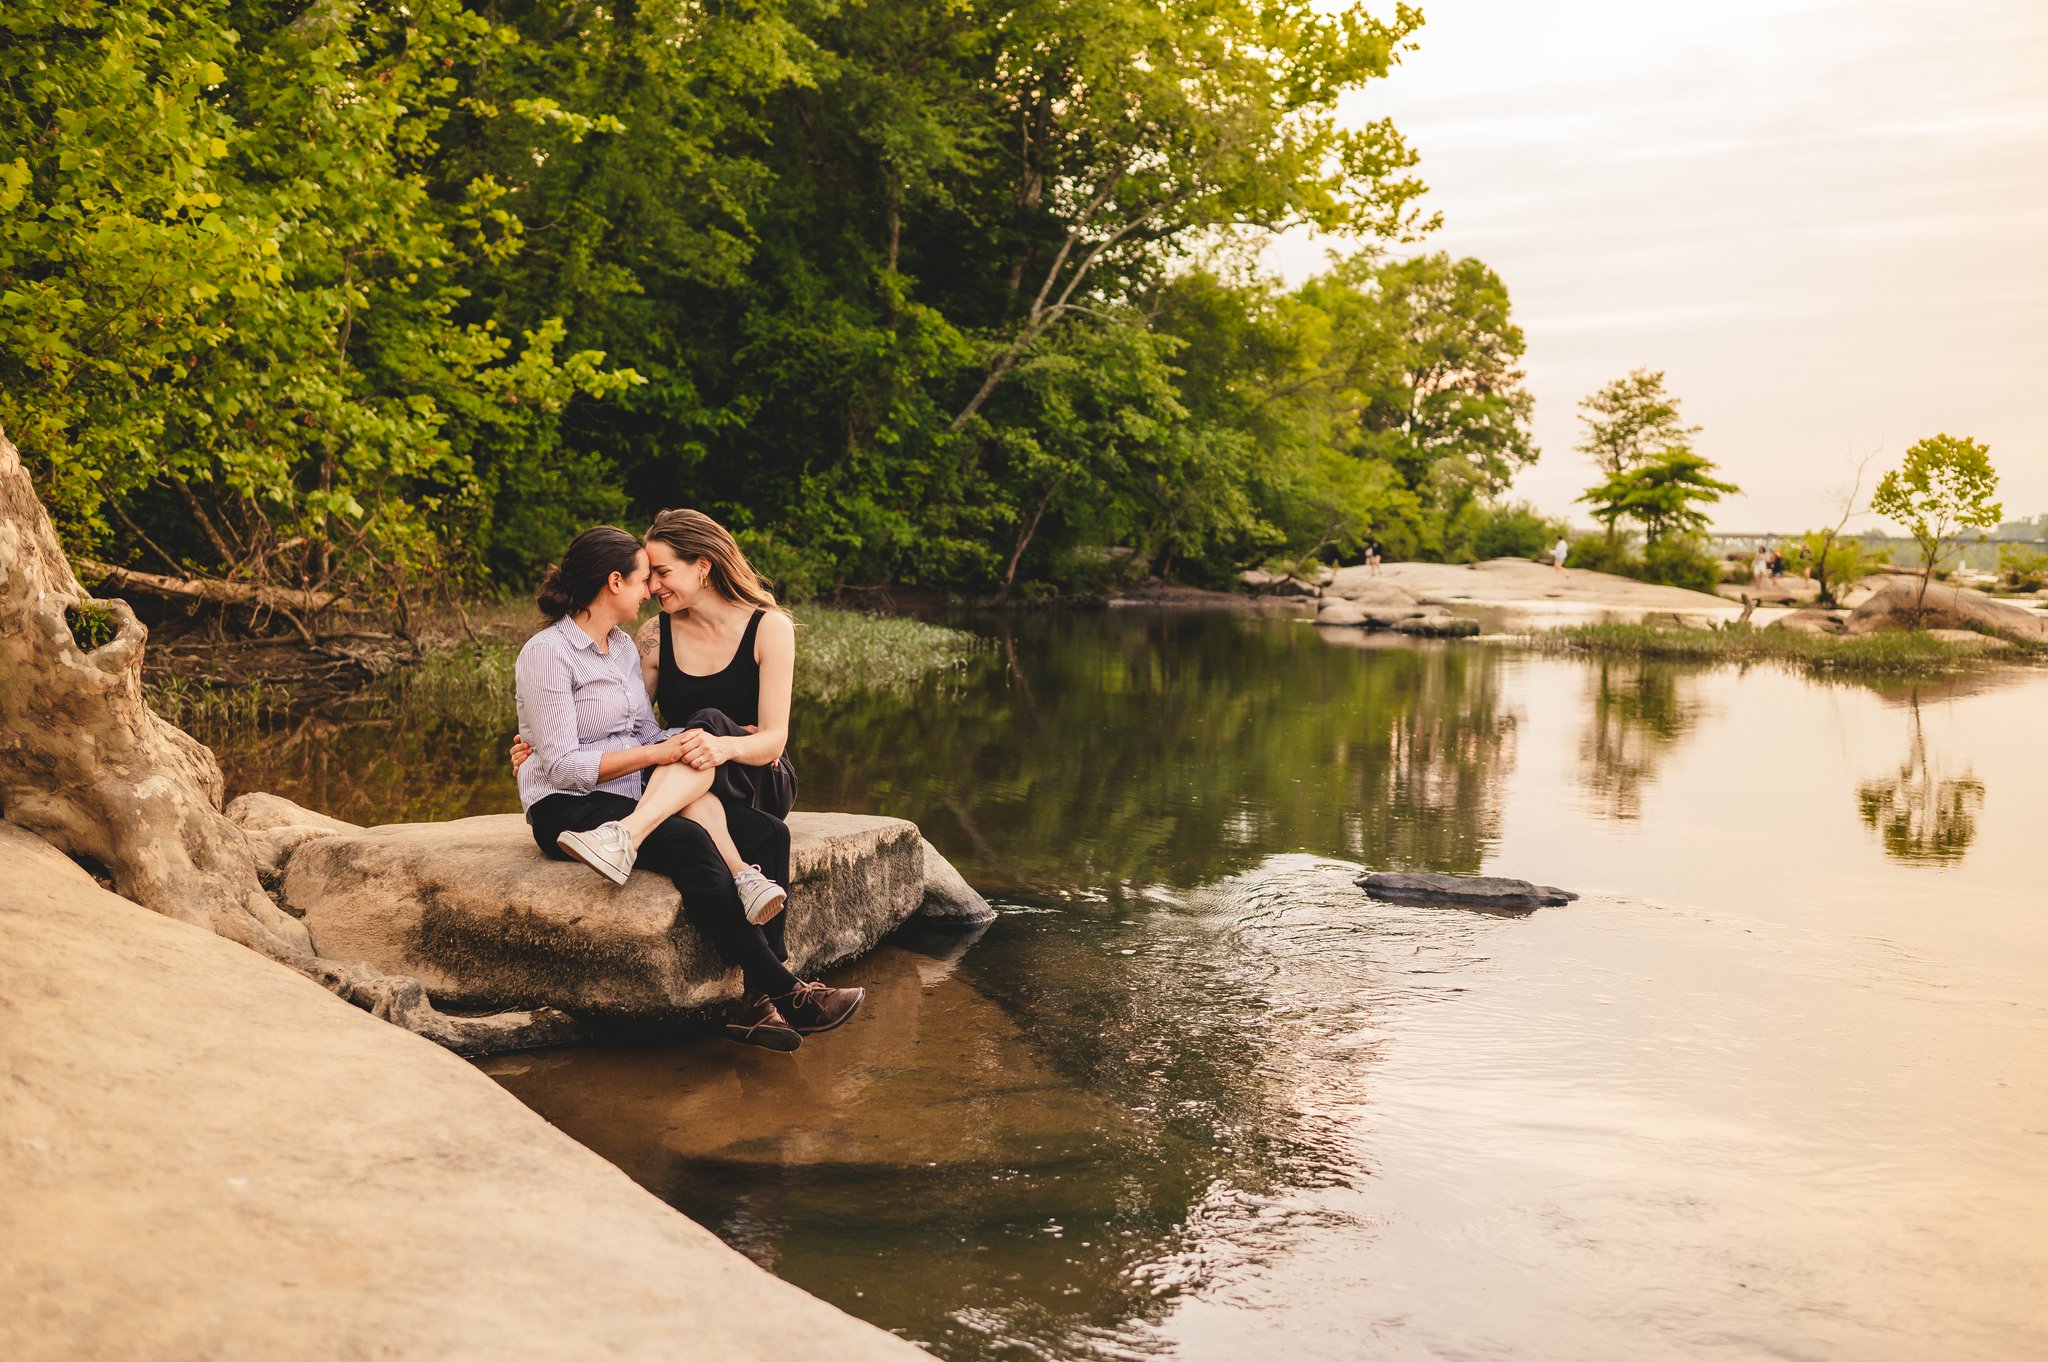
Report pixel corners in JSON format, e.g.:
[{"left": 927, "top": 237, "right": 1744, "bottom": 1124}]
[{"left": 514, "top": 615, "right": 674, "bottom": 812}]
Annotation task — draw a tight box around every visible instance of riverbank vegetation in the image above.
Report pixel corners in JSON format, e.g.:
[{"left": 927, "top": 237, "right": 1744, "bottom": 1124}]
[
  {"left": 3, "top": 0, "right": 1572, "bottom": 616},
  {"left": 1531, "top": 623, "right": 2034, "bottom": 679}
]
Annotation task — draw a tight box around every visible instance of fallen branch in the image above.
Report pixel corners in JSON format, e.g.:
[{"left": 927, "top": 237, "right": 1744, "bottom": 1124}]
[{"left": 73, "top": 559, "right": 338, "bottom": 614}]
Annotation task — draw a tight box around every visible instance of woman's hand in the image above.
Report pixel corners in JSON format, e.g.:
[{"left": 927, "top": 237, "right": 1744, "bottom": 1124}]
[
  {"left": 677, "top": 728, "right": 733, "bottom": 770},
  {"left": 509, "top": 734, "right": 533, "bottom": 771},
  {"left": 649, "top": 731, "right": 693, "bottom": 766}
]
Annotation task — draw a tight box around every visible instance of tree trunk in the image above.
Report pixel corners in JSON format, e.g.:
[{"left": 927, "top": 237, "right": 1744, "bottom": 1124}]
[{"left": 0, "top": 427, "right": 571, "bottom": 1055}]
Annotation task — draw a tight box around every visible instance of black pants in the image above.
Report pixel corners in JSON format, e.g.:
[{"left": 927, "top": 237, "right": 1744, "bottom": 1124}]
[{"left": 527, "top": 782, "right": 798, "bottom": 998}]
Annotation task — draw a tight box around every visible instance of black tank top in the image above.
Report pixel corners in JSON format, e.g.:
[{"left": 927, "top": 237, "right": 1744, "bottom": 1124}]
[{"left": 656, "top": 609, "right": 765, "bottom": 728}]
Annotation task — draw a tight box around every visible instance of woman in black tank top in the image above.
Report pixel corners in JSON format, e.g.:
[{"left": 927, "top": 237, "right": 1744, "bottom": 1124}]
[{"left": 654, "top": 606, "right": 796, "bottom": 817}]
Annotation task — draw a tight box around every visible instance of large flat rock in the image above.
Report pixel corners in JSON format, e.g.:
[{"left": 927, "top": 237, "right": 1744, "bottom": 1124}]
[
  {"left": 0, "top": 822, "right": 926, "bottom": 1362},
  {"left": 261, "top": 804, "right": 930, "bottom": 1017}
]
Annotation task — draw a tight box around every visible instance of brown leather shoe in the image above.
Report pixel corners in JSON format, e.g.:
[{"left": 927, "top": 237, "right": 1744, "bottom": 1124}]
[
  {"left": 724, "top": 993, "right": 801, "bottom": 1051},
  {"left": 778, "top": 980, "right": 865, "bottom": 1034}
]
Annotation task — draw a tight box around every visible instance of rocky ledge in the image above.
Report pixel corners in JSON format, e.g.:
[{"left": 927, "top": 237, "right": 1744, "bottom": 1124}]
[
  {"left": 229, "top": 794, "right": 993, "bottom": 1019},
  {"left": 1313, "top": 580, "right": 1482, "bottom": 637}
]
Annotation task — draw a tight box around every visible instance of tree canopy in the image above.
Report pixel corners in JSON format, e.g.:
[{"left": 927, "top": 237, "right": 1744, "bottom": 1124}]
[{"left": 3, "top": 0, "right": 1551, "bottom": 611}]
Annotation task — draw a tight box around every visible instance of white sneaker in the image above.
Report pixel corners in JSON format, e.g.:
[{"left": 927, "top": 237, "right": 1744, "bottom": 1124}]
[
  {"left": 557, "top": 821, "right": 636, "bottom": 886},
  {"left": 733, "top": 864, "right": 787, "bottom": 925}
]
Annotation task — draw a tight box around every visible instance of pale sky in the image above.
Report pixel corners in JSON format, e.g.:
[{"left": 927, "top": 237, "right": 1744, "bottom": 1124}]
[{"left": 1271, "top": 0, "right": 2048, "bottom": 533}]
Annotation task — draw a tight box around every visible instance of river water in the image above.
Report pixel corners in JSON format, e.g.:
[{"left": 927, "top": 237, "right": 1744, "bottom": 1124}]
[{"left": 224, "top": 613, "right": 2048, "bottom": 1361}]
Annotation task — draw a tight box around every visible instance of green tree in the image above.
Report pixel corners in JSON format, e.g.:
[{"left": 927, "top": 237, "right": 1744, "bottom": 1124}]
[
  {"left": 1575, "top": 369, "right": 1699, "bottom": 545},
  {"left": 1869, "top": 434, "right": 2003, "bottom": 613},
  {"left": 0, "top": 0, "right": 631, "bottom": 623},
  {"left": 1578, "top": 451, "right": 1739, "bottom": 549}
]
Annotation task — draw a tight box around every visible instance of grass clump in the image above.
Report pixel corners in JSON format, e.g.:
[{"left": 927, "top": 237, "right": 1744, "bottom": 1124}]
[
  {"left": 146, "top": 675, "right": 287, "bottom": 732},
  {"left": 363, "top": 605, "right": 980, "bottom": 724},
  {"left": 790, "top": 605, "right": 982, "bottom": 702},
  {"left": 1531, "top": 622, "right": 2023, "bottom": 678}
]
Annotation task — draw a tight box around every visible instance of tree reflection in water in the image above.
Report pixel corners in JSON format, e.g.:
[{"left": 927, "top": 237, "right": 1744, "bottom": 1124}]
[
  {"left": 800, "top": 612, "right": 1521, "bottom": 897},
  {"left": 1857, "top": 693, "right": 1985, "bottom": 865},
  {"left": 1576, "top": 658, "right": 1704, "bottom": 820}
]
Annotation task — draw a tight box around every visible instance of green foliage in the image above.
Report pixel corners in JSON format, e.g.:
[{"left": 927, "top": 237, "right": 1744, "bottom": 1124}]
[
  {"left": 1997, "top": 543, "right": 2048, "bottom": 591},
  {"left": 64, "top": 601, "right": 118, "bottom": 651},
  {"left": 1576, "top": 369, "right": 1699, "bottom": 480},
  {"left": 4, "top": 0, "right": 1557, "bottom": 606},
  {"left": 1870, "top": 436, "right": 2003, "bottom": 608},
  {"left": 1795, "top": 529, "right": 1874, "bottom": 604},
  {"left": 0, "top": 0, "right": 634, "bottom": 613},
  {"left": 1443, "top": 500, "right": 1567, "bottom": 563},
  {"left": 1564, "top": 531, "right": 1640, "bottom": 577},
  {"left": 1639, "top": 534, "right": 1720, "bottom": 593},
  {"left": 1579, "top": 449, "right": 1739, "bottom": 547},
  {"left": 1536, "top": 623, "right": 1993, "bottom": 679}
]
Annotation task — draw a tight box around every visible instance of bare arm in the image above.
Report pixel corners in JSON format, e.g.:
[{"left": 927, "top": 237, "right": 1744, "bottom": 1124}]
[
  {"left": 635, "top": 614, "right": 662, "bottom": 702},
  {"left": 676, "top": 610, "right": 794, "bottom": 768}
]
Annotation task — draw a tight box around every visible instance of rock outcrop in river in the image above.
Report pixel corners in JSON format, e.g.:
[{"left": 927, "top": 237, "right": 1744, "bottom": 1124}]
[
  {"left": 1313, "top": 580, "right": 1482, "bottom": 636},
  {"left": 232, "top": 795, "right": 990, "bottom": 1018}
]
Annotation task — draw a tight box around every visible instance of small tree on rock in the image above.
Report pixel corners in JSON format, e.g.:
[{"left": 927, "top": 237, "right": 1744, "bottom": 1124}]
[
  {"left": 1578, "top": 450, "right": 1740, "bottom": 550},
  {"left": 1576, "top": 369, "right": 1701, "bottom": 545},
  {"left": 1869, "top": 435, "right": 2002, "bottom": 615}
]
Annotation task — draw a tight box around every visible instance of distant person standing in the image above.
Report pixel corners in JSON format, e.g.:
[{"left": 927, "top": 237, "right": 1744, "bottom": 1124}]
[
  {"left": 1365, "top": 536, "right": 1384, "bottom": 577},
  {"left": 1551, "top": 535, "right": 1570, "bottom": 574}
]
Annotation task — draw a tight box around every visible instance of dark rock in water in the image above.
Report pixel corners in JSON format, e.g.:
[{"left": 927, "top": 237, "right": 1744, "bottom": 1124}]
[
  {"left": 1358, "top": 871, "right": 1576, "bottom": 910},
  {"left": 1391, "top": 614, "right": 1482, "bottom": 638}
]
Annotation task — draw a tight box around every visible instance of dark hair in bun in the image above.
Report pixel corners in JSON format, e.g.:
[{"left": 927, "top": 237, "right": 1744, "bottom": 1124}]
[{"left": 536, "top": 526, "right": 643, "bottom": 620}]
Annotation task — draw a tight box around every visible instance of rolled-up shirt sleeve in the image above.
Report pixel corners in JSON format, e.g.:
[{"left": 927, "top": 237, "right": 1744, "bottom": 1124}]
[{"left": 516, "top": 640, "right": 603, "bottom": 794}]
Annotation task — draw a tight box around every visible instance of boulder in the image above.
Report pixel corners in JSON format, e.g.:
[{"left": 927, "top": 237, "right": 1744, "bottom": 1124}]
[
  {"left": 1323, "top": 578, "right": 1423, "bottom": 610},
  {"left": 917, "top": 837, "right": 997, "bottom": 925},
  {"left": 1844, "top": 577, "right": 2048, "bottom": 645},
  {"left": 1241, "top": 568, "right": 1322, "bottom": 598},
  {"left": 1358, "top": 870, "right": 1576, "bottom": 911},
  {"left": 237, "top": 799, "right": 942, "bottom": 1018},
  {"left": 1769, "top": 607, "right": 1847, "bottom": 635},
  {"left": 1313, "top": 599, "right": 1371, "bottom": 628},
  {"left": 225, "top": 791, "right": 358, "bottom": 889}
]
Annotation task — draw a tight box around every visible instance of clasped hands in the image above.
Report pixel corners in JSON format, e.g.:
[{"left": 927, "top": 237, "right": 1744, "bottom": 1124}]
[{"left": 507, "top": 726, "right": 743, "bottom": 772}]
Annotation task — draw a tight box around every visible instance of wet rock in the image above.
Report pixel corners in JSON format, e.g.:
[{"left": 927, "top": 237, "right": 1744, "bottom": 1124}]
[
  {"left": 1844, "top": 577, "right": 2048, "bottom": 645},
  {"left": 239, "top": 799, "right": 929, "bottom": 1018},
  {"left": 1313, "top": 599, "right": 1372, "bottom": 628},
  {"left": 1392, "top": 613, "right": 1482, "bottom": 638},
  {"left": 916, "top": 837, "right": 996, "bottom": 926},
  {"left": 1357, "top": 870, "right": 1577, "bottom": 910}
]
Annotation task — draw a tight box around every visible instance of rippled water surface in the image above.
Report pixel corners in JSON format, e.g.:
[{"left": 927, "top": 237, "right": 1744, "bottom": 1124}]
[{"left": 229, "top": 614, "right": 2048, "bottom": 1361}]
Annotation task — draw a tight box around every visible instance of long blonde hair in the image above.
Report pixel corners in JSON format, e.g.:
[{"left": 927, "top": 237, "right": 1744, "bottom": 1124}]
[{"left": 644, "top": 508, "right": 780, "bottom": 612}]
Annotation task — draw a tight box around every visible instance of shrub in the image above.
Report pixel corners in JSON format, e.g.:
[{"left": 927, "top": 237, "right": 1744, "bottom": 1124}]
[
  {"left": 1998, "top": 543, "right": 2048, "bottom": 590},
  {"left": 1564, "top": 532, "right": 1639, "bottom": 576},
  {"left": 1640, "top": 535, "right": 1720, "bottom": 593},
  {"left": 1445, "top": 500, "right": 1567, "bottom": 562}
]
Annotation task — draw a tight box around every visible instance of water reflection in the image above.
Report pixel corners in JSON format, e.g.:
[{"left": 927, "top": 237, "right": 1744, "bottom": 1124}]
[
  {"left": 1576, "top": 659, "right": 1704, "bottom": 820},
  {"left": 483, "top": 856, "right": 1535, "bottom": 1361},
  {"left": 799, "top": 614, "right": 1519, "bottom": 897},
  {"left": 1856, "top": 694, "right": 1986, "bottom": 866}
]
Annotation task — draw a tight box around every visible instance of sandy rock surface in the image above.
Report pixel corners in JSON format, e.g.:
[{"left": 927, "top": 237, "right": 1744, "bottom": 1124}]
[
  {"left": 1329, "top": 558, "right": 1738, "bottom": 620},
  {"left": 0, "top": 821, "right": 927, "bottom": 1362},
  {"left": 249, "top": 799, "right": 938, "bottom": 1016}
]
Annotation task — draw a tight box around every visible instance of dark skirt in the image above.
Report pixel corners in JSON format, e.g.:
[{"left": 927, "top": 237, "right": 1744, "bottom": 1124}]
[{"left": 680, "top": 706, "right": 796, "bottom": 818}]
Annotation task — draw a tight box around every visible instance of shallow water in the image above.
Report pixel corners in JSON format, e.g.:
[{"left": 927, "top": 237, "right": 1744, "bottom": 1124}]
[{"left": 225, "top": 614, "right": 2048, "bottom": 1361}]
